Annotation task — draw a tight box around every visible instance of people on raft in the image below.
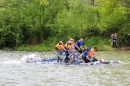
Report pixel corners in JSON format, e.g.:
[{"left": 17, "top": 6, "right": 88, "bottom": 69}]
[
  {"left": 83, "top": 47, "right": 98, "bottom": 63},
  {"left": 55, "top": 40, "right": 66, "bottom": 62},
  {"left": 75, "top": 38, "right": 87, "bottom": 54},
  {"left": 64, "top": 38, "right": 76, "bottom": 63}
]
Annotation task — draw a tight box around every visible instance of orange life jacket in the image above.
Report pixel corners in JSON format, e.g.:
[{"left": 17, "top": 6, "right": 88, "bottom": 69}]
[
  {"left": 89, "top": 48, "right": 95, "bottom": 57},
  {"left": 65, "top": 43, "right": 71, "bottom": 49},
  {"left": 89, "top": 51, "right": 94, "bottom": 57},
  {"left": 56, "top": 42, "right": 63, "bottom": 50}
]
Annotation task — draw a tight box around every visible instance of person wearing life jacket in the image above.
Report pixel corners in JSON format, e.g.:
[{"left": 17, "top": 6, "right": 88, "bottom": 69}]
[
  {"left": 55, "top": 40, "right": 66, "bottom": 61},
  {"left": 64, "top": 40, "right": 71, "bottom": 63},
  {"left": 64, "top": 39, "right": 76, "bottom": 63},
  {"left": 65, "top": 38, "right": 72, "bottom": 48},
  {"left": 75, "top": 38, "right": 86, "bottom": 53},
  {"left": 85, "top": 47, "right": 98, "bottom": 63}
]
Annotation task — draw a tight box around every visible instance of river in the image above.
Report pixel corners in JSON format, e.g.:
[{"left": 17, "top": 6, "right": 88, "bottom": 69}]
[{"left": 0, "top": 50, "right": 130, "bottom": 86}]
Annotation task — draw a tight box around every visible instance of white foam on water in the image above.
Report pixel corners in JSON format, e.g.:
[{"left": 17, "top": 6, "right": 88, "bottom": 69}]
[{"left": 20, "top": 54, "right": 41, "bottom": 63}]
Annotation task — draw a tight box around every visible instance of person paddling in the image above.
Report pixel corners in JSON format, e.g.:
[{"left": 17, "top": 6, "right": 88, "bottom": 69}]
[
  {"left": 75, "top": 38, "right": 87, "bottom": 54},
  {"left": 55, "top": 40, "right": 66, "bottom": 62},
  {"left": 64, "top": 39, "right": 76, "bottom": 63},
  {"left": 85, "top": 47, "right": 98, "bottom": 63}
]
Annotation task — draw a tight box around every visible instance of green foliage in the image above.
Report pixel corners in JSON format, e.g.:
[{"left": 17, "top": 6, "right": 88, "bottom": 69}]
[
  {"left": 2, "top": 47, "right": 12, "bottom": 51},
  {"left": 17, "top": 43, "right": 53, "bottom": 51},
  {"left": 85, "top": 37, "right": 103, "bottom": 49},
  {"left": 0, "top": 0, "right": 130, "bottom": 51}
]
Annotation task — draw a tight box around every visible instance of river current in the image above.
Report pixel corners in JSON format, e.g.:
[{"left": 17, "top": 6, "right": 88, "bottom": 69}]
[{"left": 0, "top": 50, "right": 130, "bottom": 86}]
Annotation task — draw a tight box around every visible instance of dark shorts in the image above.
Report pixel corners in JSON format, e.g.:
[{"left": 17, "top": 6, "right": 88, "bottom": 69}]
[
  {"left": 75, "top": 47, "right": 82, "bottom": 53},
  {"left": 84, "top": 57, "right": 90, "bottom": 63}
]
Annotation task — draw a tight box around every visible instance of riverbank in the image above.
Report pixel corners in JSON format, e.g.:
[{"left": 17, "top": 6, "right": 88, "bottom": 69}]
[
  {"left": 2, "top": 43, "right": 130, "bottom": 51},
  {"left": 2, "top": 44, "right": 54, "bottom": 52}
]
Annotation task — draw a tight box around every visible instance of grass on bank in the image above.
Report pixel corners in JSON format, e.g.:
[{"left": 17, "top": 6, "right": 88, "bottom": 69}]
[
  {"left": 16, "top": 44, "right": 54, "bottom": 52},
  {"left": 2, "top": 44, "right": 114, "bottom": 51},
  {"left": 84, "top": 37, "right": 113, "bottom": 51},
  {"left": 2, "top": 37, "right": 114, "bottom": 51},
  {"left": 16, "top": 44, "right": 113, "bottom": 51},
  {"left": 16, "top": 37, "right": 112, "bottom": 51}
]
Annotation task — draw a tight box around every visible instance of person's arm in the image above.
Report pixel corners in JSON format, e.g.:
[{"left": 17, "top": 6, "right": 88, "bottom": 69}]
[
  {"left": 86, "top": 56, "right": 91, "bottom": 62},
  {"left": 95, "top": 49, "right": 101, "bottom": 54},
  {"left": 61, "top": 45, "right": 66, "bottom": 51},
  {"left": 79, "top": 43, "right": 84, "bottom": 50},
  {"left": 91, "top": 50, "right": 98, "bottom": 57},
  {"left": 115, "top": 36, "right": 118, "bottom": 40},
  {"left": 83, "top": 42, "right": 87, "bottom": 49},
  {"left": 83, "top": 45, "right": 87, "bottom": 48},
  {"left": 80, "top": 46, "right": 84, "bottom": 50},
  {"left": 72, "top": 44, "right": 76, "bottom": 51}
]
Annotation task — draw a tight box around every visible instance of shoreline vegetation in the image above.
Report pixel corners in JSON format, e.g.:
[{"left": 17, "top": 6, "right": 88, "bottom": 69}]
[
  {"left": 0, "top": 0, "right": 130, "bottom": 50},
  {"left": 2, "top": 43, "right": 130, "bottom": 52},
  {"left": 0, "top": 44, "right": 110, "bottom": 51}
]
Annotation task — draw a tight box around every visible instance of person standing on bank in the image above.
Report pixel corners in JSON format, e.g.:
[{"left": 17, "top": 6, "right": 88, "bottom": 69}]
[
  {"left": 127, "top": 33, "right": 130, "bottom": 46},
  {"left": 112, "top": 33, "right": 118, "bottom": 50}
]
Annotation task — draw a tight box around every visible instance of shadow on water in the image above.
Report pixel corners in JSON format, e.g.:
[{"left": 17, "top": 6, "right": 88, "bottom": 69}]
[{"left": 0, "top": 50, "right": 130, "bottom": 86}]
